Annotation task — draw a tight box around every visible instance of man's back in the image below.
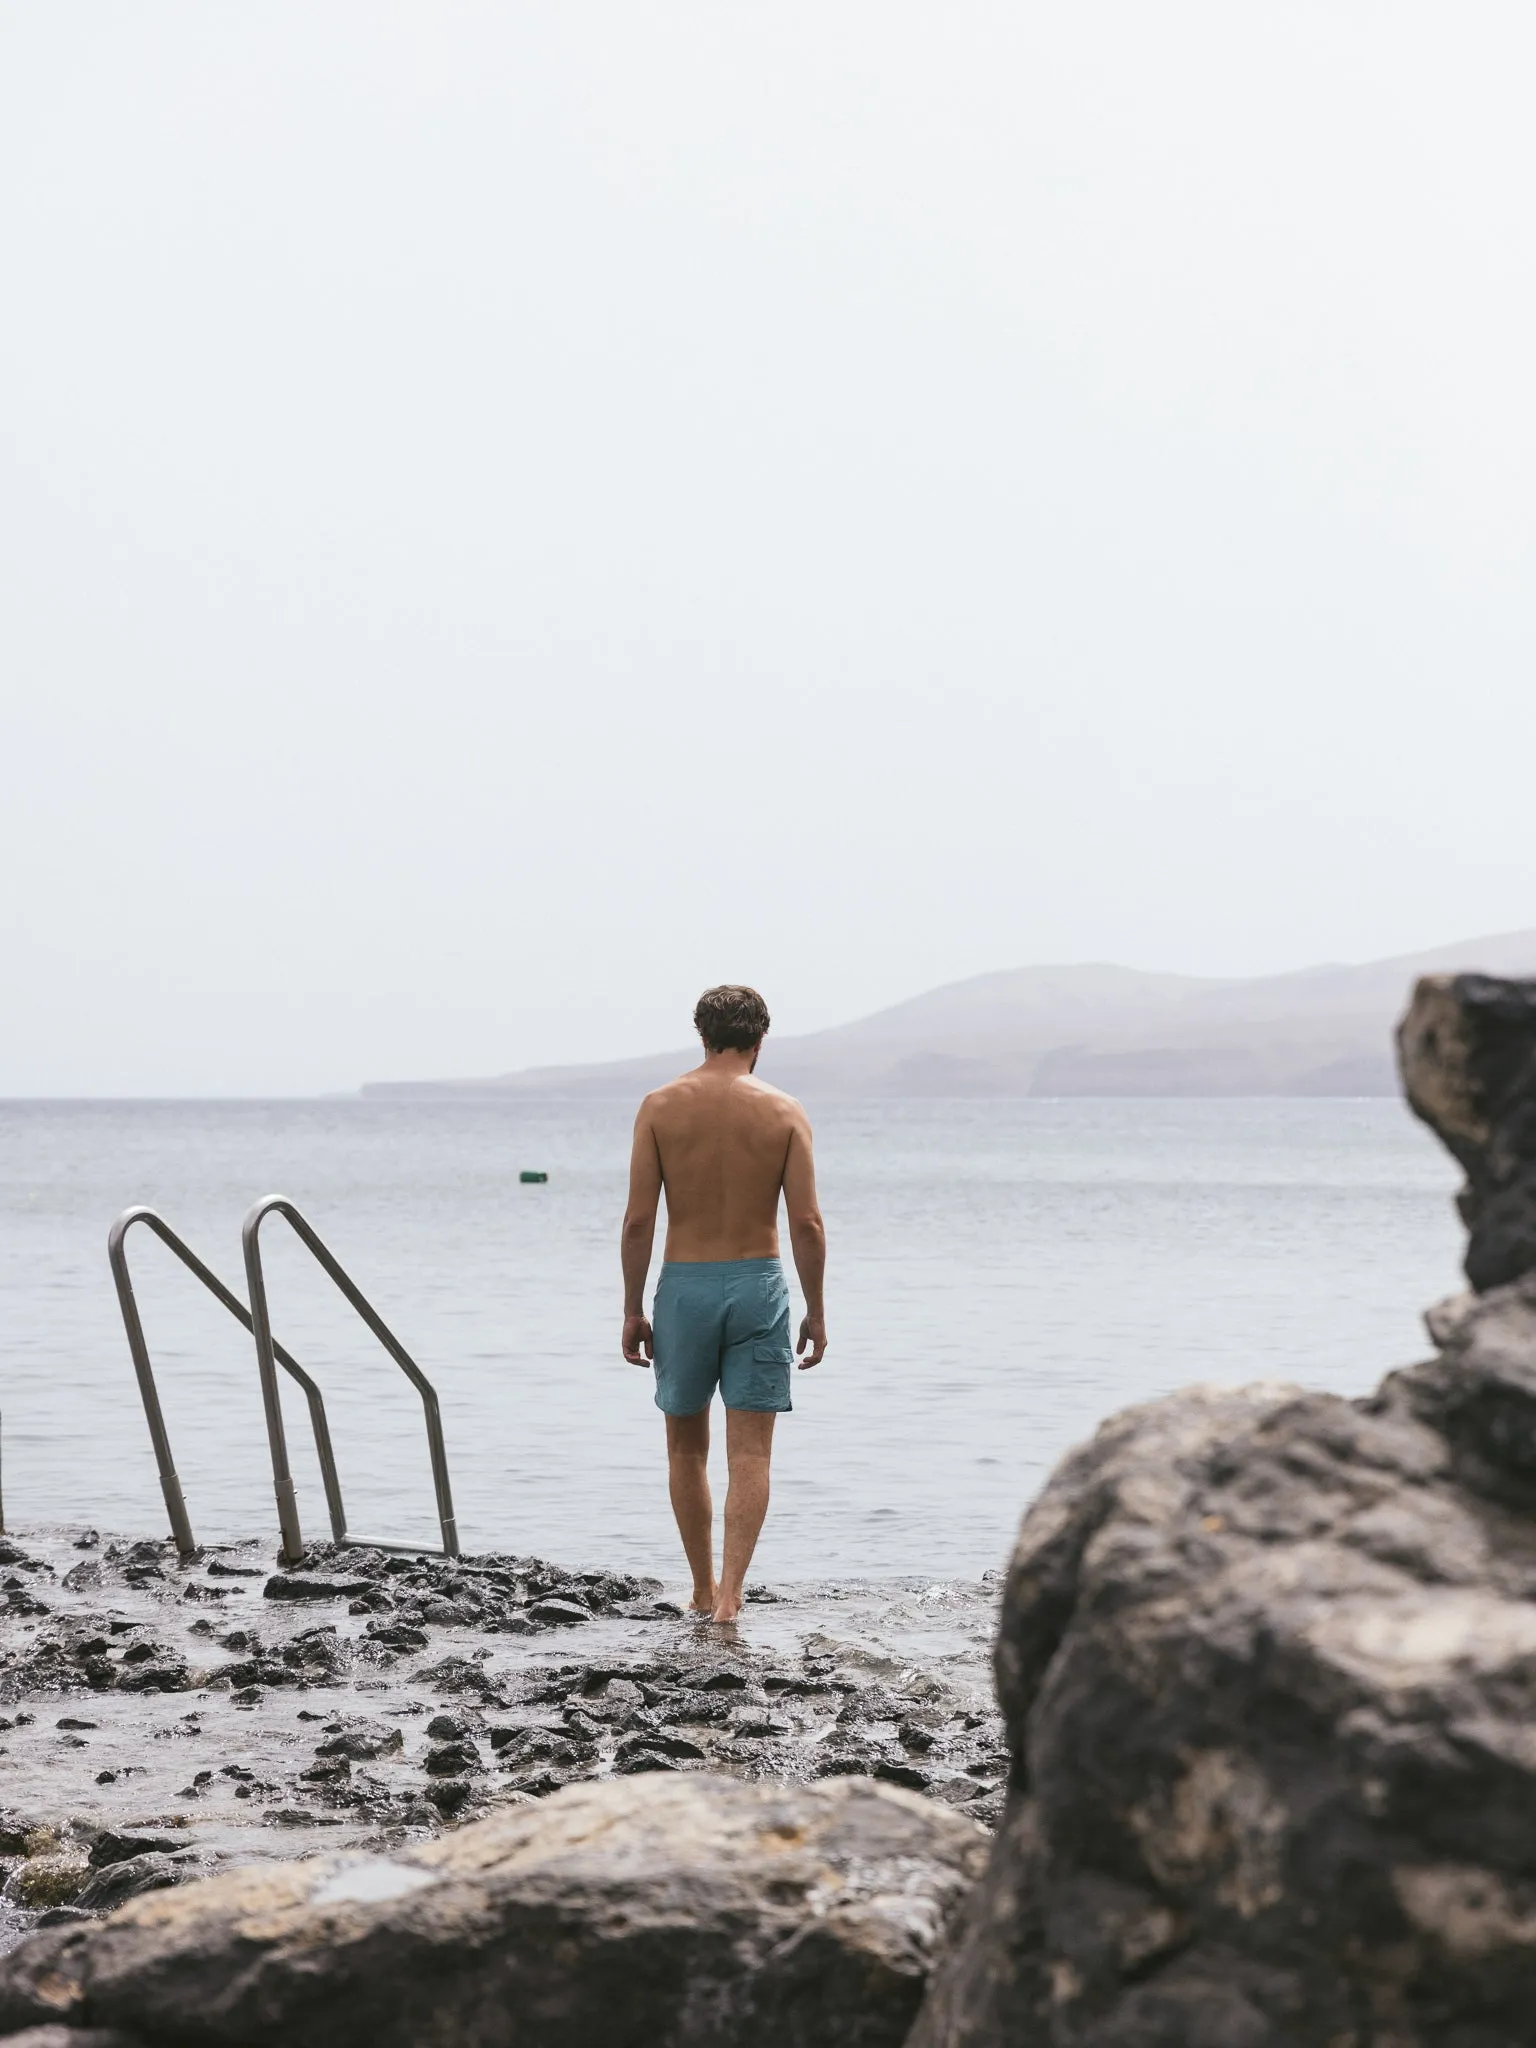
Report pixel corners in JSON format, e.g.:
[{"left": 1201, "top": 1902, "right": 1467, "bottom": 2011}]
[{"left": 640, "top": 1069, "right": 803, "bottom": 1262}]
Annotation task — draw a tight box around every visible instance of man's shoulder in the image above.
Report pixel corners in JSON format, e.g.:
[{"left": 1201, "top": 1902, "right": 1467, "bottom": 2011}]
[
  {"left": 738, "top": 1075, "right": 806, "bottom": 1119},
  {"left": 638, "top": 1070, "right": 704, "bottom": 1115}
]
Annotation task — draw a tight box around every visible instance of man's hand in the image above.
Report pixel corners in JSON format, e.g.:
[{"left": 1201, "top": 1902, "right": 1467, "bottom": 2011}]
[
  {"left": 796, "top": 1315, "right": 827, "bottom": 1369},
  {"left": 622, "top": 1314, "right": 654, "bottom": 1366}
]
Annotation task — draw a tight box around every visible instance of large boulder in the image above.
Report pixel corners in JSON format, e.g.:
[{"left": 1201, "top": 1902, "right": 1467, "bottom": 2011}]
[
  {"left": 911, "top": 1317, "right": 1536, "bottom": 2046},
  {"left": 0, "top": 1773, "right": 985, "bottom": 2048},
  {"left": 1398, "top": 972, "right": 1536, "bottom": 1291}
]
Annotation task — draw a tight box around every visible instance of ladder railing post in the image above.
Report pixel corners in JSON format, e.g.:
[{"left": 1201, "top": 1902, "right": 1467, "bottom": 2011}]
[
  {"left": 108, "top": 1207, "right": 346, "bottom": 1563},
  {"left": 240, "top": 1203, "right": 307, "bottom": 1565},
  {"left": 108, "top": 1210, "right": 197, "bottom": 1557},
  {"left": 242, "top": 1194, "right": 459, "bottom": 1559},
  {"left": 107, "top": 1200, "right": 457, "bottom": 1565}
]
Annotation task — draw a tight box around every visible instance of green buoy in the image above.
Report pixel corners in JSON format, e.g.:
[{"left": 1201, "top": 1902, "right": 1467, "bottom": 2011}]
[{"left": 519, "top": 1170, "right": 548, "bottom": 1184}]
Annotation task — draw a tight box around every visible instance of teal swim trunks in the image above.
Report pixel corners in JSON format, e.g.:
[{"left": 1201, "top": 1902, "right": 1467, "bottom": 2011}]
[{"left": 652, "top": 1257, "right": 794, "bottom": 1416}]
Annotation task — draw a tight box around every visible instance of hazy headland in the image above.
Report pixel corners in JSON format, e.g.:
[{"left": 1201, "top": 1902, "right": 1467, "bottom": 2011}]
[{"left": 363, "top": 928, "right": 1536, "bottom": 1101}]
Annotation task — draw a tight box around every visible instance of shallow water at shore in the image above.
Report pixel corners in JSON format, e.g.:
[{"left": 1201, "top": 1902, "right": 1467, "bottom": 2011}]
[
  {"left": 0, "top": 1098, "right": 1461, "bottom": 1577},
  {"left": 0, "top": 1521, "right": 1005, "bottom": 1951}
]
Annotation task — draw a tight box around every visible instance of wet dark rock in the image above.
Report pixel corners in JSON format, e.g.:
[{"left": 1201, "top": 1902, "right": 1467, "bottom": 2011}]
[
  {"left": 815, "top": 1752, "right": 874, "bottom": 1780},
  {"left": 313, "top": 1721, "right": 402, "bottom": 1762},
  {"left": 413, "top": 1656, "right": 502, "bottom": 1698},
  {"left": 423, "top": 1740, "right": 480, "bottom": 1776},
  {"left": 113, "top": 1665, "right": 190, "bottom": 1695},
  {"left": 613, "top": 1748, "right": 684, "bottom": 1775},
  {"left": 730, "top": 1709, "right": 790, "bottom": 1739},
  {"left": 560, "top": 1707, "right": 603, "bottom": 1745},
  {"left": 1399, "top": 972, "right": 1536, "bottom": 1291},
  {"left": 525, "top": 1598, "right": 588, "bottom": 1628},
  {"left": 363, "top": 1622, "right": 426, "bottom": 1650},
  {"left": 207, "top": 1660, "right": 285, "bottom": 1692},
  {"left": 689, "top": 1663, "right": 750, "bottom": 1692},
  {"left": 614, "top": 1731, "right": 706, "bottom": 1764},
  {"left": 911, "top": 1350, "right": 1536, "bottom": 2047},
  {"left": 423, "top": 1777, "right": 472, "bottom": 1815},
  {"left": 417, "top": 1598, "right": 474, "bottom": 1626},
  {"left": 872, "top": 1760, "right": 930, "bottom": 1792},
  {"left": 836, "top": 1684, "right": 904, "bottom": 1726},
  {"left": 655, "top": 1687, "right": 733, "bottom": 1720},
  {"left": 298, "top": 1760, "right": 350, "bottom": 1785},
  {"left": 74, "top": 1853, "right": 197, "bottom": 1914},
  {"left": 86, "top": 1835, "right": 185, "bottom": 1872},
  {"left": 495, "top": 1729, "right": 596, "bottom": 1780},
  {"left": 0, "top": 1775, "right": 978, "bottom": 2048},
  {"left": 568, "top": 1677, "right": 646, "bottom": 1722},
  {"left": 278, "top": 1628, "right": 348, "bottom": 1682},
  {"left": 262, "top": 1576, "right": 376, "bottom": 1604}
]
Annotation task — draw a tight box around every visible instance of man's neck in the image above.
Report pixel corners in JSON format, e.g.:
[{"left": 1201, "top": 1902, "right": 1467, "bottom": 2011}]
[{"left": 697, "top": 1046, "right": 759, "bottom": 1080}]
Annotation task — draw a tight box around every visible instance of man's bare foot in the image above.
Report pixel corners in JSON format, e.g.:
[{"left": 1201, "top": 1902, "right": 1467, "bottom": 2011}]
[
  {"left": 710, "top": 1592, "right": 743, "bottom": 1625},
  {"left": 689, "top": 1585, "right": 718, "bottom": 1616}
]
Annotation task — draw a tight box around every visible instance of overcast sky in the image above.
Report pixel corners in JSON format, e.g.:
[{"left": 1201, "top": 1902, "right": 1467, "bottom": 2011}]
[{"left": 4, "top": 4, "right": 1535, "bottom": 1094}]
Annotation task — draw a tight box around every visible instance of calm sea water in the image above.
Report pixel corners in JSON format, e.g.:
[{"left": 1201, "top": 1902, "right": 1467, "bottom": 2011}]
[{"left": 0, "top": 1098, "right": 1463, "bottom": 1581}]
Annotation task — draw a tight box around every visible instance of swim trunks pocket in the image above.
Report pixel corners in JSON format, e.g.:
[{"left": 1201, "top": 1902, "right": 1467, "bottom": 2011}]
[{"left": 752, "top": 1341, "right": 793, "bottom": 1366}]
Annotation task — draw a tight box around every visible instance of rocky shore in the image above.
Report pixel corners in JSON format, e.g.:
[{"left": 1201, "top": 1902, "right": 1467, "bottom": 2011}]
[
  {"left": 9, "top": 972, "right": 1536, "bottom": 2044},
  {"left": 0, "top": 1528, "right": 1006, "bottom": 1954}
]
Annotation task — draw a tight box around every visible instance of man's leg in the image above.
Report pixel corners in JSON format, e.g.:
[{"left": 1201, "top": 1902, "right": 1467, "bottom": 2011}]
[
  {"left": 714, "top": 1409, "right": 775, "bottom": 1624},
  {"left": 665, "top": 1409, "right": 716, "bottom": 1614}
]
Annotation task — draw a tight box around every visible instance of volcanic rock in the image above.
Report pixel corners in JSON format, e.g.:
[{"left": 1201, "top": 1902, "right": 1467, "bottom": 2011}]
[
  {"left": 911, "top": 1340, "right": 1536, "bottom": 2046},
  {"left": 74, "top": 1853, "right": 198, "bottom": 1914},
  {"left": 0, "top": 1774, "right": 987, "bottom": 2048},
  {"left": 312, "top": 1721, "right": 403, "bottom": 1762},
  {"left": 525, "top": 1598, "right": 587, "bottom": 1628},
  {"left": 262, "top": 1576, "right": 377, "bottom": 1604},
  {"left": 1398, "top": 971, "right": 1536, "bottom": 1291},
  {"left": 86, "top": 1836, "right": 183, "bottom": 1872}
]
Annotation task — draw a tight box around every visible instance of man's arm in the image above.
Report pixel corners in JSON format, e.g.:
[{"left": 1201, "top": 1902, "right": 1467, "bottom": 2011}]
[
  {"left": 621, "top": 1101, "right": 663, "bottom": 1364},
  {"left": 782, "top": 1107, "right": 827, "bottom": 1367}
]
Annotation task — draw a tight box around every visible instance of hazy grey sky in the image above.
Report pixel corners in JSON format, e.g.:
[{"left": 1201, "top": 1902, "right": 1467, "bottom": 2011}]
[{"left": 4, "top": 4, "right": 1535, "bottom": 1093}]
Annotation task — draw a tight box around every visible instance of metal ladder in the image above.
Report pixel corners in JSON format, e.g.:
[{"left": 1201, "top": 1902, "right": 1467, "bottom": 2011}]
[{"left": 109, "top": 1196, "right": 458, "bottom": 1564}]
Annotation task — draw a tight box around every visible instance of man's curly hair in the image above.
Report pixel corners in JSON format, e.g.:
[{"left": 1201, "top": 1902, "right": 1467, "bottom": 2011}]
[{"left": 694, "top": 985, "right": 771, "bottom": 1054}]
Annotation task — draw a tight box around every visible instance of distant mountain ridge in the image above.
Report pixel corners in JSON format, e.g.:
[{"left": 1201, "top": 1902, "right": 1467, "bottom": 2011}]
[{"left": 362, "top": 929, "right": 1536, "bottom": 1100}]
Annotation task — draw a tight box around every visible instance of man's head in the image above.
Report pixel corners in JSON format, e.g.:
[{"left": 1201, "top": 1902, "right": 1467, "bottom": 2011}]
[{"left": 694, "top": 984, "right": 770, "bottom": 1060}]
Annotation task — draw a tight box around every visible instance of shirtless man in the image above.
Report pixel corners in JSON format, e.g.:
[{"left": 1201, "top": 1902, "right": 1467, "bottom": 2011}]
[{"left": 621, "top": 985, "right": 828, "bottom": 1624}]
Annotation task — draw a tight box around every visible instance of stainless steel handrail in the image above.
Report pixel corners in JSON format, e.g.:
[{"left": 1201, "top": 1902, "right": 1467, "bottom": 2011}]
[
  {"left": 107, "top": 1207, "right": 347, "bottom": 1557},
  {"left": 241, "top": 1194, "right": 459, "bottom": 1565}
]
